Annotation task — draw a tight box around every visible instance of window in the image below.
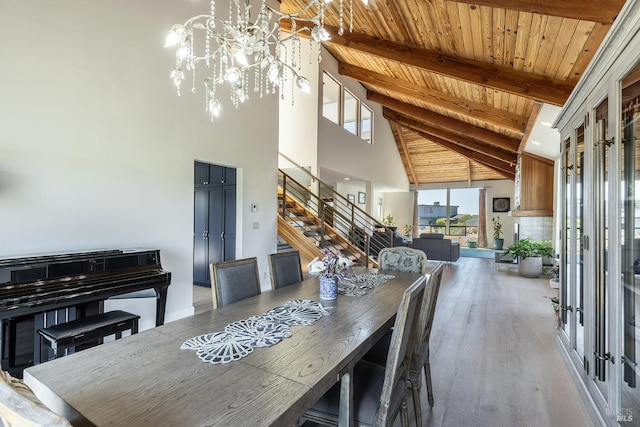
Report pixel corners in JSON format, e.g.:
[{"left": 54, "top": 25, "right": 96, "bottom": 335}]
[
  {"left": 360, "top": 104, "right": 372, "bottom": 143},
  {"left": 321, "top": 70, "right": 374, "bottom": 143},
  {"left": 322, "top": 71, "right": 340, "bottom": 125},
  {"left": 343, "top": 89, "right": 358, "bottom": 135}
]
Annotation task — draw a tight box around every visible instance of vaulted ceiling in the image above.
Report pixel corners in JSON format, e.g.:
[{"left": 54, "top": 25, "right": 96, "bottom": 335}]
[{"left": 281, "top": 0, "right": 625, "bottom": 187}]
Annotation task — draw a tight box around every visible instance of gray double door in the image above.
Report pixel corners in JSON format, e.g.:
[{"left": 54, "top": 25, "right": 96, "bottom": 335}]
[{"left": 193, "top": 161, "right": 236, "bottom": 287}]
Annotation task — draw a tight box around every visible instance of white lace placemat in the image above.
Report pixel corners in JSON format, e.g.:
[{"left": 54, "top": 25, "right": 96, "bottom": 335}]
[
  {"left": 181, "top": 299, "right": 332, "bottom": 364},
  {"left": 338, "top": 272, "right": 395, "bottom": 296}
]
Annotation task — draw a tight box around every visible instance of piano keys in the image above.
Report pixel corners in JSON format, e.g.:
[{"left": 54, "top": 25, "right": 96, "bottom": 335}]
[{"left": 0, "top": 249, "right": 171, "bottom": 376}]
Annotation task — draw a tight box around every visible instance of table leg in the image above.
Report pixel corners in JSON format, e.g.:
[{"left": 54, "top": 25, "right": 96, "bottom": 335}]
[{"left": 338, "top": 367, "right": 354, "bottom": 427}]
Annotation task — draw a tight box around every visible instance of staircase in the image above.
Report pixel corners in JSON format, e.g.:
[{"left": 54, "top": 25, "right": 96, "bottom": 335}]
[{"left": 277, "top": 158, "right": 397, "bottom": 268}]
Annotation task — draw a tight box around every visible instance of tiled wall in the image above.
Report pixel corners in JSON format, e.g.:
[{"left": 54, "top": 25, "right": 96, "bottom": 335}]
[{"left": 516, "top": 216, "right": 553, "bottom": 243}]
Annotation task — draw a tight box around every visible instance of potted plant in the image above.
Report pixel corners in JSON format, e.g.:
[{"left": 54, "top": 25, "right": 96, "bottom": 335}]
[
  {"left": 382, "top": 214, "right": 397, "bottom": 231},
  {"left": 492, "top": 217, "right": 504, "bottom": 250},
  {"left": 402, "top": 224, "right": 413, "bottom": 243},
  {"left": 467, "top": 232, "right": 477, "bottom": 248},
  {"left": 503, "top": 237, "right": 553, "bottom": 278}
]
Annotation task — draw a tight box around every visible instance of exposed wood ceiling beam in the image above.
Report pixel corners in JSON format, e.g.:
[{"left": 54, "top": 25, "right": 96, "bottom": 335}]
[
  {"left": 448, "top": 0, "right": 624, "bottom": 25},
  {"left": 372, "top": 92, "right": 521, "bottom": 153},
  {"left": 383, "top": 108, "right": 518, "bottom": 166},
  {"left": 398, "top": 123, "right": 516, "bottom": 180},
  {"left": 339, "top": 63, "right": 528, "bottom": 134},
  {"left": 518, "top": 102, "right": 543, "bottom": 153},
  {"left": 397, "top": 121, "right": 420, "bottom": 188},
  {"left": 319, "top": 25, "right": 573, "bottom": 106}
]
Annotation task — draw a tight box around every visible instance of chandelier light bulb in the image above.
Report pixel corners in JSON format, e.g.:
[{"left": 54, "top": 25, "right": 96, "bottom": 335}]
[
  {"left": 234, "top": 50, "right": 249, "bottom": 66},
  {"left": 225, "top": 67, "right": 241, "bottom": 83},
  {"left": 176, "top": 46, "right": 188, "bottom": 61},
  {"left": 164, "top": 25, "right": 184, "bottom": 47}
]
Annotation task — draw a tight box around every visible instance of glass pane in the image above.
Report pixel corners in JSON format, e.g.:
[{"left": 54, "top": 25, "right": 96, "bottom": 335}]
[
  {"left": 576, "top": 125, "right": 584, "bottom": 361},
  {"left": 343, "top": 89, "right": 358, "bottom": 135},
  {"left": 594, "top": 98, "right": 609, "bottom": 400},
  {"left": 621, "top": 64, "right": 640, "bottom": 418},
  {"left": 563, "top": 136, "right": 572, "bottom": 338},
  {"left": 361, "top": 104, "right": 372, "bottom": 143},
  {"left": 322, "top": 71, "right": 340, "bottom": 125}
]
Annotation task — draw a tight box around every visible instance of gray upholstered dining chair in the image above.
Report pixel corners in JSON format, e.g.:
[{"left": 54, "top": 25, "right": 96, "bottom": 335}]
[
  {"left": 378, "top": 247, "right": 428, "bottom": 274},
  {"left": 0, "top": 369, "right": 72, "bottom": 426},
  {"left": 363, "top": 261, "right": 446, "bottom": 426},
  {"left": 268, "top": 251, "right": 303, "bottom": 290},
  {"left": 209, "top": 257, "right": 261, "bottom": 309},
  {"left": 302, "top": 275, "right": 427, "bottom": 427}
]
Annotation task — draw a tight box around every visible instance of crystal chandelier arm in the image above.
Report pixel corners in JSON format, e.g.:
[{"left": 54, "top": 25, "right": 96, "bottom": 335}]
[{"left": 264, "top": 0, "right": 329, "bottom": 21}]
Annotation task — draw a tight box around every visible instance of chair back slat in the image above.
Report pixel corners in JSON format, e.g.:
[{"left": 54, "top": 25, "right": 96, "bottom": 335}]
[
  {"left": 410, "top": 262, "right": 445, "bottom": 367},
  {"left": 376, "top": 275, "right": 427, "bottom": 425},
  {"left": 268, "top": 251, "right": 303, "bottom": 290},
  {"left": 209, "top": 258, "right": 261, "bottom": 309}
]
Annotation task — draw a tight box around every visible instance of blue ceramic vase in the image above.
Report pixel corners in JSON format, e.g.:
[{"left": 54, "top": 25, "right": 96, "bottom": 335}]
[{"left": 319, "top": 275, "right": 338, "bottom": 300}]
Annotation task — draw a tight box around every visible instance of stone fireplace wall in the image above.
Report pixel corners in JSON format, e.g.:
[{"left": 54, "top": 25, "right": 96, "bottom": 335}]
[{"left": 516, "top": 216, "right": 554, "bottom": 243}]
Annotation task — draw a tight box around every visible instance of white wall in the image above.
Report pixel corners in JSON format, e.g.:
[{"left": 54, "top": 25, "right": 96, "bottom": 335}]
[
  {"left": 279, "top": 37, "right": 319, "bottom": 173},
  {"left": 0, "top": 1, "right": 279, "bottom": 324},
  {"left": 482, "top": 180, "right": 517, "bottom": 248},
  {"left": 382, "top": 192, "right": 415, "bottom": 234}
]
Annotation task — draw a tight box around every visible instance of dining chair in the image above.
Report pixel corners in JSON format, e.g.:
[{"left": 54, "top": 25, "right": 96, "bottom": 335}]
[
  {"left": 302, "top": 274, "right": 427, "bottom": 427},
  {"left": 209, "top": 257, "right": 261, "bottom": 309},
  {"left": 378, "top": 247, "right": 428, "bottom": 274},
  {"left": 0, "top": 369, "right": 72, "bottom": 426},
  {"left": 268, "top": 251, "right": 303, "bottom": 290},
  {"left": 363, "top": 261, "right": 446, "bottom": 426}
]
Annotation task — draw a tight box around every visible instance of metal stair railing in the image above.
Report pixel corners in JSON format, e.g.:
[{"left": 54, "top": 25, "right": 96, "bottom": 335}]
[{"left": 278, "top": 154, "right": 397, "bottom": 266}]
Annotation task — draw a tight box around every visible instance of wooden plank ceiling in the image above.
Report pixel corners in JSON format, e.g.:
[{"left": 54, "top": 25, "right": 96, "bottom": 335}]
[{"left": 281, "top": 0, "right": 624, "bottom": 186}]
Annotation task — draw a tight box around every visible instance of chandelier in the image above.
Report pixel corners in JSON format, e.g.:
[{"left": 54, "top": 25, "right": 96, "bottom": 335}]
[{"left": 165, "top": 0, "right": 359, "bottom": 122}]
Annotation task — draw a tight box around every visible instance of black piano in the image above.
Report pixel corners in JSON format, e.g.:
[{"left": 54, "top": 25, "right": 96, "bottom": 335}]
[{"left": 0, "top": 249, "right": 171, "bottom": 376}]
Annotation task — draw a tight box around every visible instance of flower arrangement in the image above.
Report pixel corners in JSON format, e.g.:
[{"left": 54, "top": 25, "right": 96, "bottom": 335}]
[{"left": 308, "top": 248, "right": 351, "bottom": 280}]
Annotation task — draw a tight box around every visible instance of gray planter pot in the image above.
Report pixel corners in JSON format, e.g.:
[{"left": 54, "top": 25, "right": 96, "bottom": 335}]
[
  {"left": 519, "top": 256, "right": 543, "bottom": 278},
  {"left": 494, "top": 238, "right": 504, "bottom": 250}
]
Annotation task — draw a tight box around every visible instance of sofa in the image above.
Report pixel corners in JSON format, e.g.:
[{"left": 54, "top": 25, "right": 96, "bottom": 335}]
[{"left": 411, "top": 233, "right": 460, "bottom": 263}]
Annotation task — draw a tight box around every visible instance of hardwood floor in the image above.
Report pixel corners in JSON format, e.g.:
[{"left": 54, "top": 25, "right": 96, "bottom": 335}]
[{"left": 192, "top": 257, "right": 595, "bottom": 426}]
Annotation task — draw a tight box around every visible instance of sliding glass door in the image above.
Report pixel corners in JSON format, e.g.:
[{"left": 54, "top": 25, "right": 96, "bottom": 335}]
[
  {"left": 561, "top": 125, "right": 584, "bottom": 367},
  {"left": 620, "top": 66, "right": 640, "bottom": 422}
]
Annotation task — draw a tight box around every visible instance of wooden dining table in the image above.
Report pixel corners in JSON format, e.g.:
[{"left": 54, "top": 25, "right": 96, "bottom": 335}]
[{"left": 24, "top": 267, "right": 428, "bottom": 427}]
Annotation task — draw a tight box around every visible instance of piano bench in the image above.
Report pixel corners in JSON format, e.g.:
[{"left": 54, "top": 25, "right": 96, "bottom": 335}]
[{"left": 37, "top": 310, "right": 140, "bottom": 360}]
